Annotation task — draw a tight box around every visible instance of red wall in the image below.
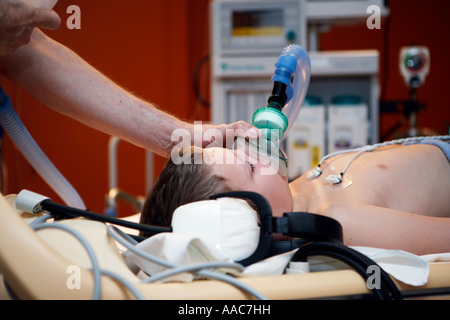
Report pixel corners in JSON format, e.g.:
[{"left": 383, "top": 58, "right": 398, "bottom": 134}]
[
  {"left": 1, "top": 0, "right": 449, "bottom": 215},
  {"left": 1, "top": 0, "right": 211, "bottom": 215}
]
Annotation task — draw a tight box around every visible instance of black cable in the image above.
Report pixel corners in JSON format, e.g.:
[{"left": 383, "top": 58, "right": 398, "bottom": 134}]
[
  {"left": 298, "top": 242, "right": 403, "bottom": 300},
  {"left": 308, "top": 242, "right": 402, "bottom": 300},
  {"left": 380, "top": 8, "right": 391, "bottom": 102},
  {"left": 192, "top": 54, "right": 211, "bottom": 108},
  {"left": 295, "top": 246, "right": 386, "bottom": 299},
  {"left": 40, "top": 200, "right": 171, "bottom": 236},
  {"left": 293, "top": 242, "right": 403, "bottom": 300}
]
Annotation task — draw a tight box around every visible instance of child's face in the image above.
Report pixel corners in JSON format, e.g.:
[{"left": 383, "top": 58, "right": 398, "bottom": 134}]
[{"left": 204, "top": 147, "right": 293, "bottom": 217}]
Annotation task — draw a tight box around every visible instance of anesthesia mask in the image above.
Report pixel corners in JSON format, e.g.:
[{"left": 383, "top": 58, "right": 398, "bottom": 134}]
[{"left": 232, "top": 134, "right": 289, "bottom": 177}]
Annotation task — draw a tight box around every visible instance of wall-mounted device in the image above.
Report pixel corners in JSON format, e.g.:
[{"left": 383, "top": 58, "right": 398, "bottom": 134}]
[
  {"left": 399, "top": 46, "right": 430, "bottom": 89},
  {"left": 380, "top": 45, "right": 431, "bottom": 139},
  {"left": 211, "top": 0, "right": 306, "bottom": 57},
  {"left": 210, "top": 0, "right": 384, "bottom": 179}
]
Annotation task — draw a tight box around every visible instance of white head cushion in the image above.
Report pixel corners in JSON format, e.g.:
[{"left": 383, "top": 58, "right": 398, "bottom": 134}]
[{"left": 171, "top": 198, "right": 260, "bottom": 261}]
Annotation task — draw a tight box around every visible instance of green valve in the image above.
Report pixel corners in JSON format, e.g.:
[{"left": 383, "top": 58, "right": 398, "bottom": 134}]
[{"left": 252, "top": 106, "right": 288, "bottom": 140}]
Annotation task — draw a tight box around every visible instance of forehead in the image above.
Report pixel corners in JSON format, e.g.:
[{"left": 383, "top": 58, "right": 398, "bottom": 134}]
[
  {"left": 202, "top": 147, "right": 227, "bottom": 162},
  {"left": 203, "top": 146, "right": 260, "bottom": 166},
  {"left": 204, "top": 148, "right": 248, "bottom": 183},
  {"left": 203, "top": 147, "right": 243, "bottom": 164}
]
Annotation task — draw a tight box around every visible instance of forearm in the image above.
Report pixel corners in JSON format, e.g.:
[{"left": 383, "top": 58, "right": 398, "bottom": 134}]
[
  {"left": 0, "top": 29, "right": 187, "bottom": 158},
  {"left": 325, "top": 203, "right": 450, "bottom": 255}
]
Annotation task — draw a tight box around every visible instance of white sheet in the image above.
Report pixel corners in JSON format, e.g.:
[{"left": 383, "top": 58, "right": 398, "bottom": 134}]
[{"left": 122, "top": 232, "right": 431, "bottom": 286}]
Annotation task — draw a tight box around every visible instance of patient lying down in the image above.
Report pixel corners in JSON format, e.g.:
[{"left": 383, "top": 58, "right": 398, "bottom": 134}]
[{"left": 139, "top": 139, "right": 450, "bottom": 255}]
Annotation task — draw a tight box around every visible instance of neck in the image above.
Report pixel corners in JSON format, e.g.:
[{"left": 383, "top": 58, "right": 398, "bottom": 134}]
[{"left": 289, "top": 185, "right": 310, "bottom": 213}]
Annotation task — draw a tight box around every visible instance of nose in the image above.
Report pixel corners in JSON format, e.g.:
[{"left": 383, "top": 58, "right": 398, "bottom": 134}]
[{"left": 233, "top": 138, "right": 288, "bottom": 177}]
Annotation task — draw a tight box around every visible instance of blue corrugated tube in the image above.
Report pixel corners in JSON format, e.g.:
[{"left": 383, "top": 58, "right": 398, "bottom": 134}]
[{"left": 0, "top": 87, "right": 86, "bottom": 209}]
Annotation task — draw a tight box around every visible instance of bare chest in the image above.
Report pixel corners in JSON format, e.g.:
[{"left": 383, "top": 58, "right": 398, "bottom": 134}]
[{"left": 291, "top": 144, "right": 450, "bottom": 217}]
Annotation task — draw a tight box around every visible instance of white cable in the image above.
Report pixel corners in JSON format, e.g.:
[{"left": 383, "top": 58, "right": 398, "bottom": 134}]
[
  {"left": 107, "top": 225, "right": 269, "bottom": 300},
  {"left": 141, "top": 262, "right": 244, "bottom": 283},
  {"left": 32, "top": 223, "right": 102, "bottom": 300},
  {"left": 325, "top": 147, "right": 372, "bottom": 184},
  {"left": 28, "top": 213, "right": 53, "bottom": 229},
  {"left": 308, "top": 148, "right": 362, "bottom": 180},
  {"left": 312, "top": 135, "right": 450, "bottom": 184},
  {"left": 107, "top": 226, "right": 174, "bottom": 269},
  {"left": 31, "top": 219, "right": 145, "bottom": 300},
  {"left": 318, "top": 148, "right": 362, "bottom": 166}
]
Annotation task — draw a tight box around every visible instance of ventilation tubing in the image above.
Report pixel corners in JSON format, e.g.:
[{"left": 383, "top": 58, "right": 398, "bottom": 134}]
[{"left": 0, "top": 87, "right": 86, "bottom": 209}]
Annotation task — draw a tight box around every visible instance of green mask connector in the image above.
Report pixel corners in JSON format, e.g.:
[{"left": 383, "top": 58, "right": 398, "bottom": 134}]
[
  {"left": 251, "top": 104, "right": 289, "bottom": 146},
  {"left": 251, "top": 105, "right": 289, "bottom": 176}
]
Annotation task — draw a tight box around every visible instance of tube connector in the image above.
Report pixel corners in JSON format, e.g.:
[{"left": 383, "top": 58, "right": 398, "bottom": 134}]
[
  {"left": 16, "top": 189, "right": 51, "bottom": 214},
  {"left": 307, "top": 167, "right": 322, "bottom": 180},
  {"left": 267, "top": 82, "right": 288, "bottom": 109},
  {"left": 325, "top": 174, "right": 343, "bottom": 184}
]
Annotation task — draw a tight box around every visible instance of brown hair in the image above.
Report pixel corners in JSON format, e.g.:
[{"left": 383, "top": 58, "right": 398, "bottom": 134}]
[{"left": 139, "top": 146, "right": 231, "bottom": 237}]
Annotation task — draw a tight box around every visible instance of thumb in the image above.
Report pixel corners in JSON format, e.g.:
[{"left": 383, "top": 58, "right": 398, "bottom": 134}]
[{"left": 33, "top": 9, "right": 61, "bottom": 30}]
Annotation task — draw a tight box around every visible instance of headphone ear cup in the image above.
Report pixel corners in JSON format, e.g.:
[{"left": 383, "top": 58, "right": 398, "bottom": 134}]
[
  {"left": 210, "top": 191, "right": 274, "bottom": 267},
  {"left": 171, "top": 198, "right": 260, "bottom": 261}
]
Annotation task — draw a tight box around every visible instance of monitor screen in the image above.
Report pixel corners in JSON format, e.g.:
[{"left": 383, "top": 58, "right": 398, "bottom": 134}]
[{"left": 232, "top": 9, "right": 283, "bottom": 37}]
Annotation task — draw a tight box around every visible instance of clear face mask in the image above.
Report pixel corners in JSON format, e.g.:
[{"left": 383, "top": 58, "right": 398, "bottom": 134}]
[{"left": 232, "top": 130, "right": 288, "bottom": 178}]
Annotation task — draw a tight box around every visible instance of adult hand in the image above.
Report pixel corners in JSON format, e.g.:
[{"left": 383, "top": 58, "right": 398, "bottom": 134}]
[
  {"left": 201, "top": 120, "right": 261, "bottom": 149},
  {"left": 0, "top": 0, "right": 61, "bottom": 55}
]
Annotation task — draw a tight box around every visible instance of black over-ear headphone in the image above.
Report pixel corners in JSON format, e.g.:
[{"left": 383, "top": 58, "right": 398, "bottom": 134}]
[
  {"left": 210, "top": 191, "right": 343, "bottom": 266},
  {"left": 16, "top": 189, "right": 343, "bottom": 266}
]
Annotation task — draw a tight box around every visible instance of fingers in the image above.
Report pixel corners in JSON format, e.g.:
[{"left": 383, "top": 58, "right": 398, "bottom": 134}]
[
  {"left": 226, "top": 120, "right": 262, "bottom": 140},
  {"left": 0, "top": 1, "right": 61, "bottom": 55},
  {"left": 201, "top": 121, "right": 261, "bottom": 149},
  {"left": 0, "top": 27, "right": 31, "bottom": 55}
]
